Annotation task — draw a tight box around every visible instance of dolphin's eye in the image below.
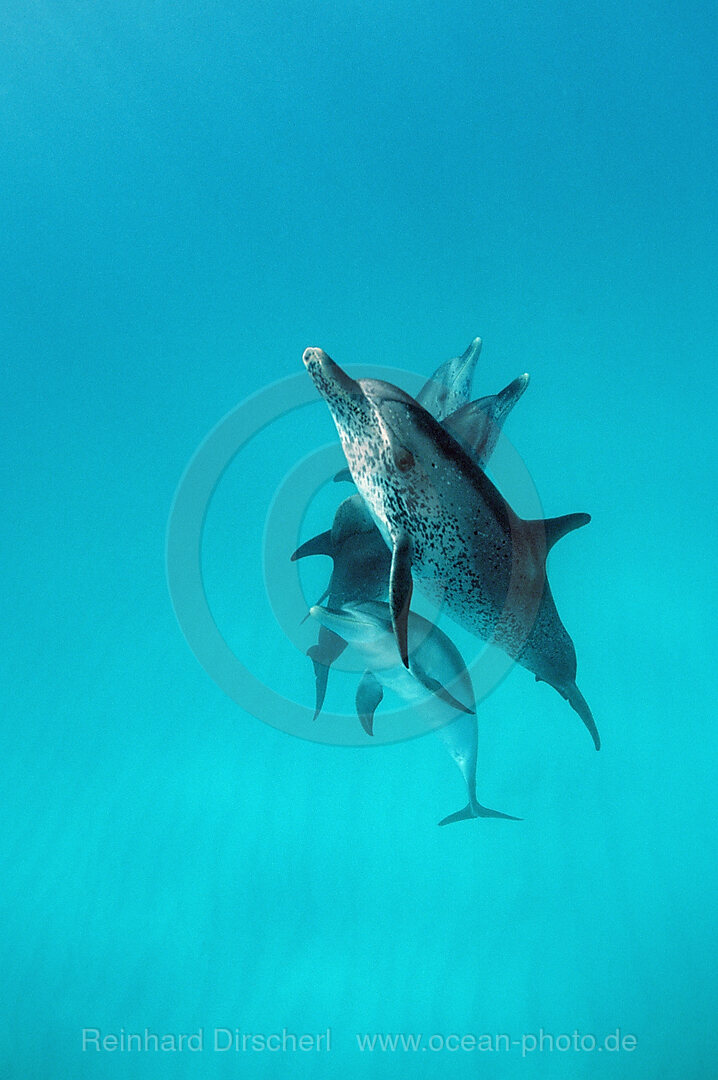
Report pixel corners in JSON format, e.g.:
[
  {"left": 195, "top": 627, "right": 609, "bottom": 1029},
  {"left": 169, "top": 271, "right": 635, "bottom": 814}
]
[{"left": 396, "top": 450, "right": 414, "bottom": 472}]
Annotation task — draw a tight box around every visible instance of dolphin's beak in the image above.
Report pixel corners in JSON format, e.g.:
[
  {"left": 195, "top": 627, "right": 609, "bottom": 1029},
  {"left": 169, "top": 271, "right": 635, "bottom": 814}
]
[
  {"left": 460, "top": 336, "right": 482, "bottom": 370},
  {"left": 302, "top": 347, "right": 363, "bottom": 400},
  {"left": 309, "top": 604, "right": 380, "bottom": 644},
  {"left": 302, "top": 346, "right": 326, "bottom": 369},
  {"left": 495, "top": 372, "right": 530, "bottom": 420}
]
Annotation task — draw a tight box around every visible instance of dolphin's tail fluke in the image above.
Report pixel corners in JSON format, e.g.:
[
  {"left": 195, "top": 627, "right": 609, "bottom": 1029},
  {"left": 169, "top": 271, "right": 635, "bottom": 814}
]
[
  {"left": 565, "top": 682, "right": 600, "bottom": 750},
  {"left": 438, "top": 800, "right": 521, "bottom": 826}
]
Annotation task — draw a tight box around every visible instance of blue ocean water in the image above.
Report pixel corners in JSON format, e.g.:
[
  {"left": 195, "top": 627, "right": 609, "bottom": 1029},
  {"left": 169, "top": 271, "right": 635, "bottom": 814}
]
[{"left": 2, "top": 1, "right": 716, "bottom": 1077}]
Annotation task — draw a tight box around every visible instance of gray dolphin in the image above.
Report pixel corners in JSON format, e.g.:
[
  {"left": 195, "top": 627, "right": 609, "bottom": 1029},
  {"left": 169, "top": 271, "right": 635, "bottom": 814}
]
[
  {"left": 302, "top": 347, "right": 599, "bottom": 750},
  {"left": 416, "top": 335, "right": 530, "bottom": 467},
  {"left": 443, "top": 372, "right": 530, "bottom": 467},
  {"left": 415, "top": 336, "right": 483, "bottom": 418},
  {"left": 293, "top": 342, "right": 529, "bottom": 718},
  {"left": 309, "top": 600, "right": 519, "bottom": 824}
]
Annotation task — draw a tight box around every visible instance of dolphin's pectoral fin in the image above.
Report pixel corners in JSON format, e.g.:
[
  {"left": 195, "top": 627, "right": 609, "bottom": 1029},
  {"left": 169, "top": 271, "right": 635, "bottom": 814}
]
[
  {"left": 291, "top": 530, "right": 334, "bottom": 561},
  {"left": 438, "top": 801, "right": 522, "bottom": 826},
  {"left": 306, "top": 626, "right": 348, "bottom": 720},
  {"left": 356, "top": 670, "right": 383, "bottom": 736},
  {"left": 410, "top": 658, "right": 475, "bottom": 716},
  {"left": 333, "top": 467, "right": 353, "bottom": 484},
  {"left": 564, "top": 682, "right": 601, "bottom": 750},
  {"left": 389, "top": 531, "right": 414, "bottom": 668},
  {"left": 306, "top": 647, "right": 330, "bottom": 721}
]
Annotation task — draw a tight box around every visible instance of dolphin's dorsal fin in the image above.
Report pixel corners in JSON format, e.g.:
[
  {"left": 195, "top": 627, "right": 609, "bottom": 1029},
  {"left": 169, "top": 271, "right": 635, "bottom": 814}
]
[
  {"left": 291, "top": 530, "right": 334, "bottom": 561},
  {"left": 530, "top": 512, "right": 591, "bottom": 552}
]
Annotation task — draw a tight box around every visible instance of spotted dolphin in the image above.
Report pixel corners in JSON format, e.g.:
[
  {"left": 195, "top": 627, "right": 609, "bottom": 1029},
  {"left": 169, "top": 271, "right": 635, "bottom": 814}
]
[
  {"left": 309, "top": 600, "right": 519, "bottom": 824},
  {"left": 302, "top": 347, "right": 599, "bottom": 750},
  {"left": 293, "top": 342, "right": 529, "bottom": 717}
]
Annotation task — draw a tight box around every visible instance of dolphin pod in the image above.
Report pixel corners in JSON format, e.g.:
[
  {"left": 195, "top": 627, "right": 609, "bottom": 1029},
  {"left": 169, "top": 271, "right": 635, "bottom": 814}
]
[
  {"left": 292, "top": 341, "right": 529, "bottom": 719},
  {"left": 293, "top": 344, "right": 529, "bottom": 824},
  {"left": 301, "top": 345, "right": 598, "bottom": 751},
  {"left": 295, "top": 338, "right": 598, "bottom": 823}
]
